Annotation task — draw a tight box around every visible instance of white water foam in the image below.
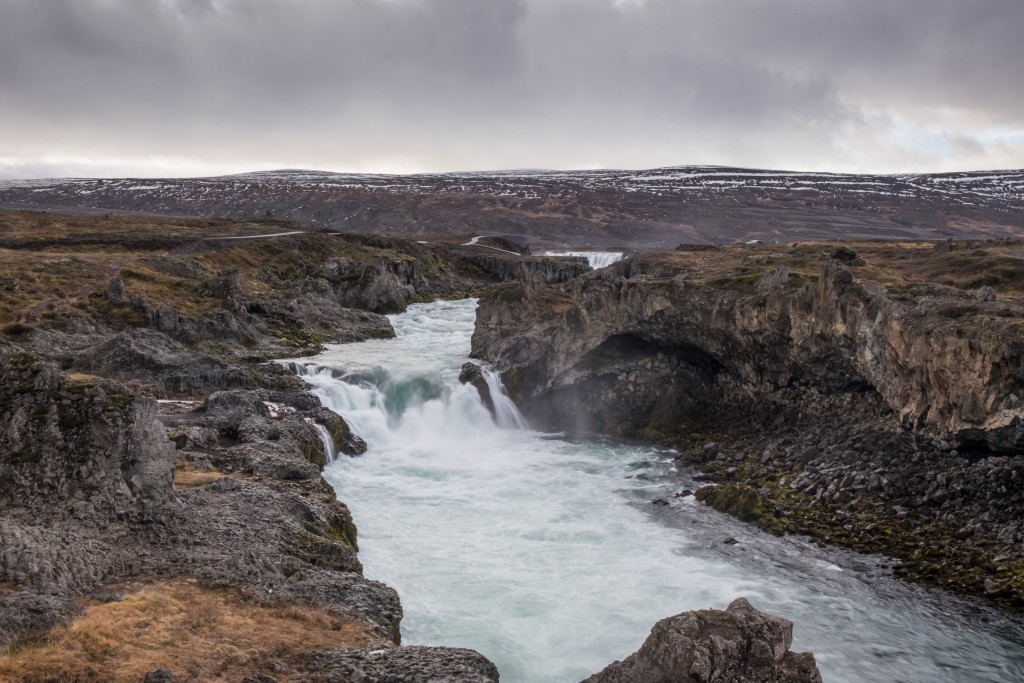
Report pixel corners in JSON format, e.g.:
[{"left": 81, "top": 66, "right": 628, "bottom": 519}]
[{"left": 293, "top": 298, "right": 1024, "bottom": 683}]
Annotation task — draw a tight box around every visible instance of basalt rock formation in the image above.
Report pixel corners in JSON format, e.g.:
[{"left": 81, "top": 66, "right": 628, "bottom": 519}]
[
  {"left": 473, "top": 257, "right": 1024, "bottom": 453},
  {"left": 472, "top": 242, "right": 1024, "bottom": 603},
  {"left": 582, "top": 598, "right": 821, "bottom": 683}
]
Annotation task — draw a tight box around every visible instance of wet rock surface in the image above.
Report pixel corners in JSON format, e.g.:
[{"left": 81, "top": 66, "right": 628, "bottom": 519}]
[
  {"left": 582, "top": 598, "right": 821, "bottom": 683},
  {"left": 459, "top": 362, "right": 495, "bottom": 417}
]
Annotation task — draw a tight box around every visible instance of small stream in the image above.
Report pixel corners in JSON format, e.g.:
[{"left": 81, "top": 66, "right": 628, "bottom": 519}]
[{"left": 295, "top": 298, "right": 1024, "bottom": 683}]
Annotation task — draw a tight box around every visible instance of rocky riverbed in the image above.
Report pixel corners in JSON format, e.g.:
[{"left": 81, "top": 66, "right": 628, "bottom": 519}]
[{"left": 0, "top": 209, "right": 824, "bottom": 681}]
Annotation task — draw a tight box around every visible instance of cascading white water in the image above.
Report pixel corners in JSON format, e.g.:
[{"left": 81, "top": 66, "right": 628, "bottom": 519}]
[
  {"left": 544, "top": 251, "right": 624, "bottom": 269},
  {"left": 481, "top": 367, "right": 529, "bottom": 430},
  {"left": 309, "top": 421, "right": 338, "bottom": 462},
  {"left": 293, "top": 299, "right": 1024, "bottom": 683}
]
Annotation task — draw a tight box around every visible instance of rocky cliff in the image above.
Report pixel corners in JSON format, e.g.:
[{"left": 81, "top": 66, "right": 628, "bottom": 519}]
[
  {"left": 472, "top": 243, "right": 1024, "bottom": 603},
  {"left": 473, "top": 255, "right": 1024, "bottom": 453}
]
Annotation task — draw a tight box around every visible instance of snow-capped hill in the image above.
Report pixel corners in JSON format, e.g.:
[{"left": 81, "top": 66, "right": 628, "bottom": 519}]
[{"left": 2, "top": 166, "right": 1022, "bottom": 248}]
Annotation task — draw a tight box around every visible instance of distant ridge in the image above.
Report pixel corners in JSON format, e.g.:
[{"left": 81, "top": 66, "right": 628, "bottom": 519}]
[{"left": 2, "top": 166, "right": 1022, "bottom": 248}]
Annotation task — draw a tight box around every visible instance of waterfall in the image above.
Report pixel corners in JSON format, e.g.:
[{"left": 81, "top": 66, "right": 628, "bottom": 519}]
[
  {"left": 293, "top": 358, "right": 527, "bottom": 453},
  {"left": 544, "top": 251, "right": 624, "bottom": 269},
  {"left": 309, "top": 421, "right": 339, "bottom": 462},
  {"left": 482, "top": 367, "right": 528, "bottom": 430}
]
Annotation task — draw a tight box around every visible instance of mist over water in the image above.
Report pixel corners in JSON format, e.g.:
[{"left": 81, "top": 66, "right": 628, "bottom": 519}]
[{"left": 295, "top": 299, "right": 1024, "bottom": 683}]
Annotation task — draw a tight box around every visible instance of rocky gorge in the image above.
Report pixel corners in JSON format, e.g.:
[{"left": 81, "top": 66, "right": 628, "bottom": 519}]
[
  {"left": 472, "top": 239, "right": 1024, "bottom": 605},
  {"left": 0, "top": 209, "right": 827, "bottom": 681}
]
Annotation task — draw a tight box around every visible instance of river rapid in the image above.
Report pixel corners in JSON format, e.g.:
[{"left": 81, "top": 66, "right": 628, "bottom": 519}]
[{"left": 295, "top": 298, "right": 1024, "bottom": 683}]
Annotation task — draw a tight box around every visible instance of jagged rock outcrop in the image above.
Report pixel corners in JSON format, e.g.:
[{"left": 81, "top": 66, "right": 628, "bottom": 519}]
[
  {"left": 473, "top": 258, "right": 1024, "bottom": 453},
  {"left": 313, "top": 406, "right": 368, "bottom": 458},
  {"left": 0, "top": 352, "right": 175, "bottom": 511},
  {"left": 0, "top": 352, "right": 176, "bottom": 642},
  {"left": 253, "top": 293, "right": 396, "bottom": 344},
  {"left": 165, "top": 389, "right": 359, "bottom": 478},
  {"left": 0, "top": 358, "right": 402, "bottom": 648},
  {"left": 582, "top": 598, "right": 821, "bottom": 683},
  {"left": 459, "top": 362, "right": 496, "bottom": 418},
  {"left": 327, "top": 256, "right": 417, "bottom": 313}
]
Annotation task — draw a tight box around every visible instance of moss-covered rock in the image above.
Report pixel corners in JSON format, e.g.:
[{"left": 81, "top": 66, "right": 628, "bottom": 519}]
[{"left": 695, "top": 484, "right": 764, "bottom": 522}]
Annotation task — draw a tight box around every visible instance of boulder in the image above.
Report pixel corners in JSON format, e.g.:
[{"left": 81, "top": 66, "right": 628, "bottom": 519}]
[{"left": 582, "top": 598, "right": 821, "bottom": 683}]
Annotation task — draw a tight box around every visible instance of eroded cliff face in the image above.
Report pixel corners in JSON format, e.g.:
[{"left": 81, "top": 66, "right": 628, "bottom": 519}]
[
  {"left": 0, "top": 352, "right": 175, "bottom": 512},
  {"left": 472, "top": 258, "right": 1024, "bottom": 453}
]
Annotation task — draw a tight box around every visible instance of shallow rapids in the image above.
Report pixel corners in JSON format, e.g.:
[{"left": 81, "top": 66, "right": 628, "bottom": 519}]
[{"left": 295, "top": 298, "right": 1024, "bottom": 683}]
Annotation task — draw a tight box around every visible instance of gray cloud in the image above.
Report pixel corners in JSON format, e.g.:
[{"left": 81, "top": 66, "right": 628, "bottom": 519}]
[{"left": 0, "top": 0, "right": 1021, "bottom": 178}]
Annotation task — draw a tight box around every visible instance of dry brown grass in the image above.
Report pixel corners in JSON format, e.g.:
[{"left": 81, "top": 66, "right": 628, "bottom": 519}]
[
  {"left": 0, "top": 211, "right": 298, "bottom": 245},
  {"left": 0, "top": 579, "right": 373, "bottom": 683},
  {"left": 0, "top": 210, "right": 379, "bottom": 328},
  {"left": 172, "top": 458, "right": 232, "bottom": 489},
  {"left": 664, "top": 239, "right": 1024, "bottom": 299},
  {"left": 172, "top": 469, "right": 228, "bottom": 488}
]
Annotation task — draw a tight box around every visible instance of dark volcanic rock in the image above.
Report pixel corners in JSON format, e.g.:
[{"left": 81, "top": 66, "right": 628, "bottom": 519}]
[
  {"left": 0, "top": 352, "right": 175, "bottom": 511},
  {"left": 72, "top": 328, "right": 255, "bottom": 396},
  {"left": 0, "top": 356, "right": 405, "bottom": 648},
  {"left": 256, "top": 293, "right": 396, "bottom": 343},
  {"left": 144, "top": 669, "right": 176, "bottom": 683},
  {"left": 473, "top": 258, "right": 1024, "bottom": 453},
  {"left": 581, "top": 598, "right": 821, "bottom": 683},
  {"left": 459, "top": 251, "right": 591, "bottom": 284},
  {"left": 0, "top": 352, "right": 176, "bottom": 643},
  {"left": 459, "top": 362, "right": 495, "bottom": 418},
  {"left": 831, "top": 246, "right": 865, "bottom": 265},
  {"left": 313, "top": 406, "right": 368, "bottom": 458}
]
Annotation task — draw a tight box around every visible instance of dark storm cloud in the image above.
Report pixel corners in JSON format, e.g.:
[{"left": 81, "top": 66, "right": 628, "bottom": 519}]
[{"left": 0, "top": 0, "right": 1021, "bottom": 177}]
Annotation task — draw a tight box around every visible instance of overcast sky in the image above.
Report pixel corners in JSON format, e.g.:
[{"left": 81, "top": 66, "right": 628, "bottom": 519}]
[{"left": 1, "top": 0, "right": 1022, "bottom": 179}]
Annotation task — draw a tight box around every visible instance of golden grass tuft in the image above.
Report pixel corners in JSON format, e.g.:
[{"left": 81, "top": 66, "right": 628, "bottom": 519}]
[
  {"left": 173, "top": 458, "right": 231, "bottom": 489},
  {"left": 172, "top": 469, "right": 228, "bottom": 488},
  {"left": 0, "top": 579, "right": 373, "bottom": 683}
]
